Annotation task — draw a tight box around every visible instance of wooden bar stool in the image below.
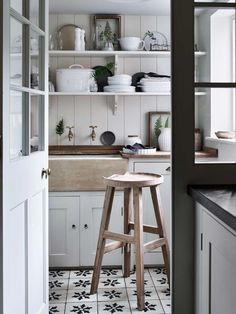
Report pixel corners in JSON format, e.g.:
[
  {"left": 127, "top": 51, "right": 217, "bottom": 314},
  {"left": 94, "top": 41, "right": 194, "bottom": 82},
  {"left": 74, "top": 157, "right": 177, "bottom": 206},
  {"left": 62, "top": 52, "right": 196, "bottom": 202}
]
[{"left": 90, "top": 172, "right": 170, "bottom": 311}]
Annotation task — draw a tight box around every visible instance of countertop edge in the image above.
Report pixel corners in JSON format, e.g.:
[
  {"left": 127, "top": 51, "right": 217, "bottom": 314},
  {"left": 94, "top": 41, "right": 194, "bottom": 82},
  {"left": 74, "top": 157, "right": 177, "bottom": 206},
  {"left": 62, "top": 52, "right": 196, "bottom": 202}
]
[{"left": 189, "top": 185, "right": 236, "bottom": 232}]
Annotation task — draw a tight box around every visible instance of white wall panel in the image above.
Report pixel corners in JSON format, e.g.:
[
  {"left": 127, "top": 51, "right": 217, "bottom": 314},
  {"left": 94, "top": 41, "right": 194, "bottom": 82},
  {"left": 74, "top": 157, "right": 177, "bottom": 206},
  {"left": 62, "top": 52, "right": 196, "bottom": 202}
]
[
  {"left": 48, "top": 14, "right": 171, "bottom": 146},
  {"left": 74, "top": 96, "right": 91, "bottom": 145}
]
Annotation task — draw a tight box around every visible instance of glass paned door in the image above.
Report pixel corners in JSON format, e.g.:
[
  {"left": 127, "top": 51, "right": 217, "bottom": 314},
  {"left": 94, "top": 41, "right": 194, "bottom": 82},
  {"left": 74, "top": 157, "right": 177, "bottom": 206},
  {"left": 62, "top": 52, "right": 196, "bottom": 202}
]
[
  {"left": 10, "top": 0, "right": 46, "bottom": 159},
  {"left": 194, "top": 2, "right": 236, "bottom": 163}
]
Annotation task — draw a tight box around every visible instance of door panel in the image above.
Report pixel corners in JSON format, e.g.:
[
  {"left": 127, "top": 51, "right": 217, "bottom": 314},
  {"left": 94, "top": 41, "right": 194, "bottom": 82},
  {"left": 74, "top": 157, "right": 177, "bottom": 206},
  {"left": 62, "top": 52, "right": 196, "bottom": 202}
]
[
  {"left": 4, "top": 202, "right": 26, "bottom": 314},
  {"left": 28, "top": 190, "right": 47, "bottom": 314}
]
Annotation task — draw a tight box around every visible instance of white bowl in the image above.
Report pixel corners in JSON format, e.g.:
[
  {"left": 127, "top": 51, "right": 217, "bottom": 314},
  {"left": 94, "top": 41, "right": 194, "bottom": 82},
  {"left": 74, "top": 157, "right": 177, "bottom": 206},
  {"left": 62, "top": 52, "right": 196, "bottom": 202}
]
[{"left": 119, "top": 37, "right": 145, "bottom": 51}]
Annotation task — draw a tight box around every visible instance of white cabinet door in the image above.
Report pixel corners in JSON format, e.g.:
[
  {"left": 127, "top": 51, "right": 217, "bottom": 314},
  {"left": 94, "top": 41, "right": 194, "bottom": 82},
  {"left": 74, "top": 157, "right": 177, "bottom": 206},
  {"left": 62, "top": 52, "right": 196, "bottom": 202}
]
[
  {"left": 49, "top": 195, "right": 80, "bottom": 267},
  {"left": 196, "top": 204, "right": 236, "bottom": 314},
  {"left": 133, "top": 162, "right": 171, "bottom": 265},
  {"left": 80, "top": 192, "right": 123, "bottom": 267}
]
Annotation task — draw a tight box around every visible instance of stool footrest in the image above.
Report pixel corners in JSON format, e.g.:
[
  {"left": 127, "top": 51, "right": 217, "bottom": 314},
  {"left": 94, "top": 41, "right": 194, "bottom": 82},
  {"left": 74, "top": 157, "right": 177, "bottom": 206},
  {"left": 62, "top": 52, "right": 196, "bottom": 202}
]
[
  {"left": 144, "top": 238, "right": 167, "bottom": 253},
  {"left": 104, "top": 241, "right": 124, "bottom": 253},
  {"left": 103, "top": 231, "right": 135, "bottom": 244},
  {"left": 129, "top": 222, "right": 160, "bottom": 235}
]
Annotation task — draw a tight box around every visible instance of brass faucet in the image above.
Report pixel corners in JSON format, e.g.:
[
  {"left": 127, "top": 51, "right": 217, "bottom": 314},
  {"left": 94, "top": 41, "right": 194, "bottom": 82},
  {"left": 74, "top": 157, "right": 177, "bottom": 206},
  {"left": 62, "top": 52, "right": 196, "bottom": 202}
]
[
  {"left": 66, "top": 126, "right": 74, "bottom": 141},
  {"left": 89, "top": 125, "right": 97, "bottom": 141}
]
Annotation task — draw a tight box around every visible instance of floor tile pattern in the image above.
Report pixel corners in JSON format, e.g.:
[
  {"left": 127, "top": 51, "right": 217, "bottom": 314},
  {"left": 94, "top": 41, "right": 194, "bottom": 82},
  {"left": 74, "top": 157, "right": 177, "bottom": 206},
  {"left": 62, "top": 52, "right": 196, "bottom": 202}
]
[{"left": 49, "top": 267, "right": 171, "bottom": 313}]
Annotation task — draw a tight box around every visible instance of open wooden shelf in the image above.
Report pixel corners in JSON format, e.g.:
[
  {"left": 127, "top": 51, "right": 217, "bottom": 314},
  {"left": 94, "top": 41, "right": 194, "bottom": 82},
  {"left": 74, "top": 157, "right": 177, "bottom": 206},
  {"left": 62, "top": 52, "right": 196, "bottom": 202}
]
[
  {"left": 49, "top": 91, "right": 206, "bottom": 96},
  {"left": 49, "top": 50, "right": 206, "bottom": 58}
]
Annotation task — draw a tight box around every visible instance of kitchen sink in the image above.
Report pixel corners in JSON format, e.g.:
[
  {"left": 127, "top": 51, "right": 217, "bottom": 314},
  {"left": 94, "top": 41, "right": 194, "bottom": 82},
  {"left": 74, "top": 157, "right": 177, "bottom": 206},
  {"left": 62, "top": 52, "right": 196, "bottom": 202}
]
[{"left": 49, "top": 154, "right": 128, "bottom": 191}]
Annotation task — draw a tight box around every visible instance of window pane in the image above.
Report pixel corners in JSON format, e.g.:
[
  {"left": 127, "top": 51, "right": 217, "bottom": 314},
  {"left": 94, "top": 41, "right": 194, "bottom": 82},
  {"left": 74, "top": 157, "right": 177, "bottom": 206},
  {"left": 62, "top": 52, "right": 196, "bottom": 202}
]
[
  {"left": 30, "top": 0, "right": 40, "bottom": 28},
  {"left": 10, "top": 91, "right": 23, "bottom": 159},
  {"left": 30, "top": 94, "right": 44, "bottom": 153},
  {"left": 30, "top": 30, "right": 42, "bottom": 90},
  {"left": 10, "top": 17, "right": 23, "bottom": 86},
  {"left": 10, "top": 0, "right": 22, "bottom": 14},
  {"left": 195, "top": 7, "right": 236, "bottom": 82},
  {"left": 195, "top": 88, "right": 236, "bottom": 163}
]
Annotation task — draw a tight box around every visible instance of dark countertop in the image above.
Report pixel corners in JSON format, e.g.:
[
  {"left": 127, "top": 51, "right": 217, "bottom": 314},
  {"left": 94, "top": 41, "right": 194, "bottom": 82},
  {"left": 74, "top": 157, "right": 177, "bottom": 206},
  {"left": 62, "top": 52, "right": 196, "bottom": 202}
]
[{"left": 189, "top": 185, "right": 236, "bottom": 232}]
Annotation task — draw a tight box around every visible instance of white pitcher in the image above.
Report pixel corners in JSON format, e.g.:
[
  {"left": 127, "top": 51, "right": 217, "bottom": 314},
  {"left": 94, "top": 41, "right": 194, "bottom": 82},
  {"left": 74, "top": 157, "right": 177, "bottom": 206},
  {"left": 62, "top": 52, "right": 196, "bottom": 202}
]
[{"left": 158, "top": 127, "right": 171, "bottom": 151}]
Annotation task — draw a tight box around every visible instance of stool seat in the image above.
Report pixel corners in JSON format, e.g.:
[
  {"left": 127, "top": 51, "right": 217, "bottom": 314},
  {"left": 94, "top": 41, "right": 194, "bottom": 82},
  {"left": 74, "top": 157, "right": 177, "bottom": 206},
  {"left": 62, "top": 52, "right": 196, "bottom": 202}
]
[{"left": 104, "top": 172, "right": 164, "bottom": 188}]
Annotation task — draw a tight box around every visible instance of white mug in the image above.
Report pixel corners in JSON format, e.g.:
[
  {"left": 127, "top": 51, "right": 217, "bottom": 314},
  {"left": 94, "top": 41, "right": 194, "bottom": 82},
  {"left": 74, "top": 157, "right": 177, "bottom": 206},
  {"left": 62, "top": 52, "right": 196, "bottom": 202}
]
[{"left": 119, "top": 37, "right": 145, "bottom": 51}]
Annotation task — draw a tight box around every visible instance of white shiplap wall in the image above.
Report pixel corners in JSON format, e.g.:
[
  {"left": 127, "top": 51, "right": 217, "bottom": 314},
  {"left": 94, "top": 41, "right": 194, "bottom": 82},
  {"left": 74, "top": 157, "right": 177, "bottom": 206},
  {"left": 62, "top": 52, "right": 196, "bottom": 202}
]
[{"left": 49, "top": 14, "right": 171, "bottom": 146}]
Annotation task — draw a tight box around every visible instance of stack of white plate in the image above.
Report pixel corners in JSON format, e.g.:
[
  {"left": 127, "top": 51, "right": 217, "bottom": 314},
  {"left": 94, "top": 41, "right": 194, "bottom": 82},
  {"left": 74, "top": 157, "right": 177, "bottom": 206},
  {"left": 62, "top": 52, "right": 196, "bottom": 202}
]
[
  {"left": 139, "top": 77, "right": 171, "bottom": 92},
  {"left": 104, "top": 74, "right": 135, "bottom": 93}
]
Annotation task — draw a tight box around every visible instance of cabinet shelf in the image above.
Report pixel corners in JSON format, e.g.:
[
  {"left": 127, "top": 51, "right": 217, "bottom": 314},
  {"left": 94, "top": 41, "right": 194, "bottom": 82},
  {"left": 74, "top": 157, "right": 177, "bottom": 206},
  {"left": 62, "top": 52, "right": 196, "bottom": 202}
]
[
  {"left": 49, "top": 50, "right": 206, "bottom": 58},
  {"left": 49, "top": 91, "right": 206, "bottom": 96}
]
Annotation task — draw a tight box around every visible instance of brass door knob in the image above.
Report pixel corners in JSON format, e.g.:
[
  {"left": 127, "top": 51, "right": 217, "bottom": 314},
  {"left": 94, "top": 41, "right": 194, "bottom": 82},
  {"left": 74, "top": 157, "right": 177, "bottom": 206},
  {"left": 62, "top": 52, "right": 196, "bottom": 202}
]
[{"left": 42, "top": 168, "right": 51, "bottom": 179}]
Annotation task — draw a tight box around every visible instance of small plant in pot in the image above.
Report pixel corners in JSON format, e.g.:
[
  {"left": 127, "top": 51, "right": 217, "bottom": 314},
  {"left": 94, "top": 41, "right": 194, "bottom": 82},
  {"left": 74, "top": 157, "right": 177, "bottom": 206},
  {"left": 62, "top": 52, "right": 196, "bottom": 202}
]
[{"left": 154, "top": 116, "right": 171, "bottom": 151}]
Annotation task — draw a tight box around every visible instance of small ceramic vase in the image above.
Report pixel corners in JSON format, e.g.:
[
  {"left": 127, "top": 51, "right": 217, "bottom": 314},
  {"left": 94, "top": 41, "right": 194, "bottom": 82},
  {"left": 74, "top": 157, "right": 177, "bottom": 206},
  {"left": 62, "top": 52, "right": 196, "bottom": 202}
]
[{"left": 158, "top": 127, "right": 171, "bottom": 151}]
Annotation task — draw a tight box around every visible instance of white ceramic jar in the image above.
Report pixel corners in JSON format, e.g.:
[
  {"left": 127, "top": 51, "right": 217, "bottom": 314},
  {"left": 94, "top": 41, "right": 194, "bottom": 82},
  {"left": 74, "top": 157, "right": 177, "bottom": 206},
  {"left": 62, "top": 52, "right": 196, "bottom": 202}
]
[
  {"left": 158, "top": 128, "right": 171, "bottom": 151},
  {"left": 125, "top": 135, "right": 142, "bottom": 146},
  {"left": 56, "top": 64, "right": 94, "bottom": 92}
]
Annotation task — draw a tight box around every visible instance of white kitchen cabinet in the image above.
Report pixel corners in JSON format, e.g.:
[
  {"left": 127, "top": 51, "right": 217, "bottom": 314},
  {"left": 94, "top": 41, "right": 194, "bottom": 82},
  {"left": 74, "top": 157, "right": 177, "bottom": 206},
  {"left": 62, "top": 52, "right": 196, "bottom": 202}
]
[
  {"left": 133, "top": 161, "right": 171, "bottom": 265},
  {"left": 196, "top": 203, "right": 236, "bottom": 314},
  {"left": 49, "top": 195, "right": 80, "bottom": 267},
  {"left": 79, "top": 192, "right": 123, "bottom": 267},
  {"left": 49, "top": 192, "right": 123, "bottom": 268}
]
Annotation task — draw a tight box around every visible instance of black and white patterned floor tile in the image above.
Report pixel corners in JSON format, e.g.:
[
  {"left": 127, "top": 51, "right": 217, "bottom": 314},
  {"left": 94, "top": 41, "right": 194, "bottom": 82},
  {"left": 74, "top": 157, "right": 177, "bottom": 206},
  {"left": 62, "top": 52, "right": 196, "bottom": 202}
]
[
  {"left": 49, "top": 303, "right": 65, "bottom": 314},
  {"left": 149, "top": 268, "right": 167, "bottom": 278},
  {"left": 130, "top": 300, "right": 164, "bottom": 313},
  {"left": 97, "top": 288, "right": 128, "bottom": 302},
  {"left": 160, "top": 299, "right": 171, "bottom": 314},
  {"left": 152, "top": 277, "right": 168, "bottom": 287},
  {"left": 100, "top": 269, "right": 123, "bottom": 278},
  {"left": 98, "top": 301, "right": 130, "bottom": 313},
  {"left": 49, "top": 290, "right": 67, "bottom": 304},
  {"left": 65, "top": 302, "right": 98, "bottom": 314},
  {"left": 48, "top": 268, "right": 171, "bottom": 314},
  {"left": 67, "top": 290, "right": 97, "bottom": 303},
  {"left": 155, "top": 286, "right": 170, "bottom": 300},
  {"left": 49, "top": 270, "right": 70, "bottom": 280},
  {"left": 70, "top": 270, "right": 93, "bottom": 279},
  {"left": 49, "top": 279, "right": 69, "bottom": 290},
  {"left": 125, "top": 277, "right": 154, "bottom": 288},
  {"left": 98, "top": 277, "right": 126, "bottom": 289},
  {"left": 126, "top": 287, "right": 158, "bottom": 301},
  {"left": 68, "top": 278, "right": 91, "bottom": 290}
]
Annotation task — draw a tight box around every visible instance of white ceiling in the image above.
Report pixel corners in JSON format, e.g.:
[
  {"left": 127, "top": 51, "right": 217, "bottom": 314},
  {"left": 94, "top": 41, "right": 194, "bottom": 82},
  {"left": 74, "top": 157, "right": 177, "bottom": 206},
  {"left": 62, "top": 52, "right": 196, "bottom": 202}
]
[{"left": 49, "top": 0, "right": 170, "bottom": 16}]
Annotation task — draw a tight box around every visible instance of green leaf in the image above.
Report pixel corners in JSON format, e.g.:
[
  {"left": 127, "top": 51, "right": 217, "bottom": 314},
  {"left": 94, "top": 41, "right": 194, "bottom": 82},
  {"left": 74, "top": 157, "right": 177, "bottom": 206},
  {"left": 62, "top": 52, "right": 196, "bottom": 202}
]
[
  {"left": 154, "top": 116, "right": 163, "bottom": 138},
  {"left": 56, "top": 118, "right": 65, "bottom": 136},
  {"left": 165, "top": 116, "right": 169, "bottom": 128}
]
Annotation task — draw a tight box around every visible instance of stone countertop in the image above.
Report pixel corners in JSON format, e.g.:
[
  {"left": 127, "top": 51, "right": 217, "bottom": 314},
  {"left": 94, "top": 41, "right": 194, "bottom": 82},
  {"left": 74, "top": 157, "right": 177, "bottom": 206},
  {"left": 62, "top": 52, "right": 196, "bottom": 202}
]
[
  {"left": 189, "top": 185, "right": 236, "bottom": 232},
  {"left": 120, "top": 148, "right": 218, "bottom": 159}
]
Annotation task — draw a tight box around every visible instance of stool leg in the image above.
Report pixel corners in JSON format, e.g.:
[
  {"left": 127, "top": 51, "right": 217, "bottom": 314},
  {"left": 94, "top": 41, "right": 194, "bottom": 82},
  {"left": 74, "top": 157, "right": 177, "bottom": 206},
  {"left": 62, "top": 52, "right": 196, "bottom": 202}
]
[
  {"left": 90, "top": 186, "right": 115, "bottom": 294},
  {"left": 150, "top": 186, "right": 170, "bottom": 283},
  {"left": 124, "top": 188, "right": 131, "bottom": 278},
  {"left": 133, "top": 187, "right": 145, "bottom": 311}
]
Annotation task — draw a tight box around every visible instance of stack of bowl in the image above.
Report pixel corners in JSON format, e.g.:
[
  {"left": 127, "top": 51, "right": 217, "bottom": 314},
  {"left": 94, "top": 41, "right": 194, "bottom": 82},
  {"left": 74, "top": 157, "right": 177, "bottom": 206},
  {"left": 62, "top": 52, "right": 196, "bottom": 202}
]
[{"left": 104, "top": 74, "right": 135, "bottom": 93}]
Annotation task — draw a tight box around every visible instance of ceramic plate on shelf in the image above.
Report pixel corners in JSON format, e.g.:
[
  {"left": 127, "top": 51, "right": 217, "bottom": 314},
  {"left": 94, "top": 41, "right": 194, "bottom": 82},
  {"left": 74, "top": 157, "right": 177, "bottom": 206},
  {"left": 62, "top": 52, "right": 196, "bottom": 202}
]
[
  {"left": 143, "top": 31, "right": 168, "bottom": 51},
  {"left": 100, "top": 131, "right": 116, "bottom": 145}
]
